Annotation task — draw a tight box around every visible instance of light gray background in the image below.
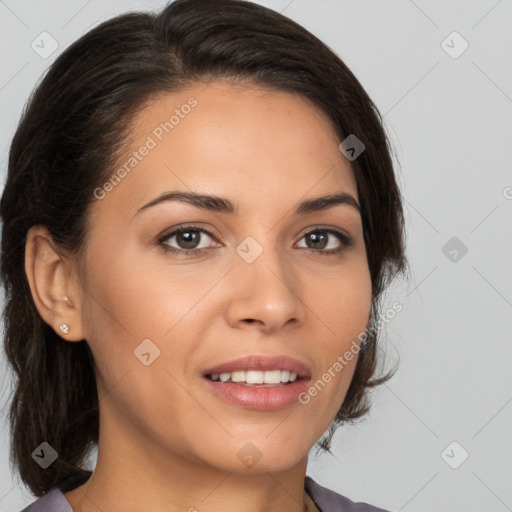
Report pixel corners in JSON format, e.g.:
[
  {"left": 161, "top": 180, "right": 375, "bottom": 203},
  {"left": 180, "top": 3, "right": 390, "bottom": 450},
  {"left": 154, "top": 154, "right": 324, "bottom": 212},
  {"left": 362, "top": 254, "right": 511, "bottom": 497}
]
[{"left": 1, "top": 1, "right": 511, "bottom": 511}]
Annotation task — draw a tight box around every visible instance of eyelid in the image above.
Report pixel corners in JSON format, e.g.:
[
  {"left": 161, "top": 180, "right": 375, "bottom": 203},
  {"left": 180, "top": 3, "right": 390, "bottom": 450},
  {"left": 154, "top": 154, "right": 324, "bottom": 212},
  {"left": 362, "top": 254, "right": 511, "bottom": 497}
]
[
  {"left": 298, "top": 225, "right": 351, "bottom": 242},
  {"left": 157, "top": 223, "right": 219, "bottom": 246}
]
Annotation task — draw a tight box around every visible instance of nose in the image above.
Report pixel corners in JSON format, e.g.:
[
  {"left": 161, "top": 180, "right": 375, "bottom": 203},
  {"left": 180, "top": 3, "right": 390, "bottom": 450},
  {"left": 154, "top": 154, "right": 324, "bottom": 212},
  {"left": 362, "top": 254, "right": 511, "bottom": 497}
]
[{"left": 224, "top": 240, "right": 304, "bottom": 335}]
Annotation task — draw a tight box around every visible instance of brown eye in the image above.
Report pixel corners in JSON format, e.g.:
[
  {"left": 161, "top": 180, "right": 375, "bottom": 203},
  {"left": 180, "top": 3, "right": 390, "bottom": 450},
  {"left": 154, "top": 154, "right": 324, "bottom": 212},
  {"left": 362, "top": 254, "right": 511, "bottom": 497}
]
[
  {"left": 158, "top": 224, "right": 218, "bottom": 257},
  {"left": 296, "top": 228, "right": 352, "bottom": 255},
  {"left": 305, "top": 231, "right": 329, "bottom": 250},
  {"left": 170, "top": 229, "right": 203, "bottom": 250}
]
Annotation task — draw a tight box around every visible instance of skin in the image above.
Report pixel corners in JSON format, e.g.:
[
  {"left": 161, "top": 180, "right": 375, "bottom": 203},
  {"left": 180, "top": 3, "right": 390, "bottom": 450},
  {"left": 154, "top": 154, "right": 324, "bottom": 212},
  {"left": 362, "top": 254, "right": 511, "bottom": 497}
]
[{"left": 25, "top": 80, "right": 372, "bottom": 512}]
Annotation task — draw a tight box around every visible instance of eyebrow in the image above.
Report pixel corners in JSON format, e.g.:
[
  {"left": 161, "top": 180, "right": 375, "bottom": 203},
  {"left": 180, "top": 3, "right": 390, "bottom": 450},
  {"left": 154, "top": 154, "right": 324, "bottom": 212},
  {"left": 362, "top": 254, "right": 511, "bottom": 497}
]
[{"left": 135, "top": 190, "right": 360, "bottom": 217}]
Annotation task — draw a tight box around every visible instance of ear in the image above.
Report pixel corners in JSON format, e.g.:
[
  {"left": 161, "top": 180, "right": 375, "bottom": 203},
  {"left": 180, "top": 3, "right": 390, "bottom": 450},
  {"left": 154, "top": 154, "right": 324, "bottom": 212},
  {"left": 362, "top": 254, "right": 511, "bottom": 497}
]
[{"left": 24, "top": 225, "right": 86, "bottom": 342}]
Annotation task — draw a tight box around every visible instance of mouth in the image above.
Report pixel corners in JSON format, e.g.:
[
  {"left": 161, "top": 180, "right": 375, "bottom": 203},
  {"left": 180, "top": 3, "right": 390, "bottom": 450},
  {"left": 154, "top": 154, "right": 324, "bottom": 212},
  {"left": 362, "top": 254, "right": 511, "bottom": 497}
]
[
  {"left": 202, "top": 355, "right": 312, "bottom": 410},
  {"left": 203, "top": 354, "right": 311, "bottom": 384}
]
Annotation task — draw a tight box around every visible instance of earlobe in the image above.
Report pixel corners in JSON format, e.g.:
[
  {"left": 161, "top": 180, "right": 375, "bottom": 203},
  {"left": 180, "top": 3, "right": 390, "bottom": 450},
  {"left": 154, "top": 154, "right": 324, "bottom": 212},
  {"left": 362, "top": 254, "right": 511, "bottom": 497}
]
[{"left": 24, "top": 225, "right": 85, "bottom": 342}]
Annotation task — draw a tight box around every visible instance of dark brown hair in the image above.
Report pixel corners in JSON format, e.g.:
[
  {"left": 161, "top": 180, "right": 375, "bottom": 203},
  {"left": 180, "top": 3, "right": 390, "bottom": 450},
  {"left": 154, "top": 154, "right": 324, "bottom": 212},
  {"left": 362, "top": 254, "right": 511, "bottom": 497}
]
[{"left": 1, "top": 0, "right": 406, "bottom": 497}]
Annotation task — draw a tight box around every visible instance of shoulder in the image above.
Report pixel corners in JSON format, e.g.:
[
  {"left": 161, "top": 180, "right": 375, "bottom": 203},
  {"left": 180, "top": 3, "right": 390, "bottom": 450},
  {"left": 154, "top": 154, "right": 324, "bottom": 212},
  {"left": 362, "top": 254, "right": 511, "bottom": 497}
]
[
  {"left": 20, "top": 474, "right": 390, "bottom": 512},
  {"left": 19, "top": 488, "right": 73, "bottom": 512},
  {"left": 20, "top": 470, "right": 92, "bottom": 511},
  {"left": 305, "top": 476, "right": 391, "bottom": 512}
]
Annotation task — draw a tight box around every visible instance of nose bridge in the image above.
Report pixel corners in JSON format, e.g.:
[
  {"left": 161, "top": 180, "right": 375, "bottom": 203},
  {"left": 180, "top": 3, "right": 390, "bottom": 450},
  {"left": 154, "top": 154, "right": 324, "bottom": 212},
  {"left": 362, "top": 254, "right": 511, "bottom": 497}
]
[
  {"left": 227, "top": 231, "right": 302, "bottom": 330},
  {"left": 236, "top": 231, "right": 289, "bottom": 284}
]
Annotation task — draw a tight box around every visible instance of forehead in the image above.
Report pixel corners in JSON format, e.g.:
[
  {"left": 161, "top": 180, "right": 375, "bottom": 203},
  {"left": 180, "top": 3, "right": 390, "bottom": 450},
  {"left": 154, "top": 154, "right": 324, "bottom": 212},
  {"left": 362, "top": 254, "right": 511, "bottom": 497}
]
[{"left": 92, "top": 80, "right": 358, "bottom": 219}]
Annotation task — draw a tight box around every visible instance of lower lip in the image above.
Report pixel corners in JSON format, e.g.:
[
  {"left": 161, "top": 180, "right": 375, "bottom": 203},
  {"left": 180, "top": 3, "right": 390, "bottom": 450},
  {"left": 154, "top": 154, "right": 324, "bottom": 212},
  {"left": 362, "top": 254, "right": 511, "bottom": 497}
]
[{"left": 203, "top": 377, "right": 311, "bottom": 410}]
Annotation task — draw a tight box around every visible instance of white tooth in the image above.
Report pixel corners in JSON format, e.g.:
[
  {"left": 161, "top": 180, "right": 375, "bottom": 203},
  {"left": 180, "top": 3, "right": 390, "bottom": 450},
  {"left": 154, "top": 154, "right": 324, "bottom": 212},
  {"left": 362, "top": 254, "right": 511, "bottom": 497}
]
[
  {"left": 289, "top": 372, "right": 297, "bottom": 382},
  {"left": 280, "top": 370, "right": 290, "bottom": 383},
  {"left": 219, "top": 373, "right": 231, "bottom": 383},
  {"left": 245, "top": 370, "right": 264, "bottom": 384},
  {"left": 264, "top": 370, "right": 282, "bottom": 384},
  {"left": 211, "top": 373, "right": 220, "bottom": 380},
  {"left": 231, "top": 371, "right": 245, "bottom": 382}
]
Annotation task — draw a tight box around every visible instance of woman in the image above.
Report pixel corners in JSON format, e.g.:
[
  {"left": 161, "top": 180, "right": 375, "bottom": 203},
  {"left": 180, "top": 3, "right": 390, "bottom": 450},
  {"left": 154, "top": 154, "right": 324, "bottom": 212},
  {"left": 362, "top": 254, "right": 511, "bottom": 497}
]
[{"left": 1, "top": 0, "right": 406, "bottom": 510}]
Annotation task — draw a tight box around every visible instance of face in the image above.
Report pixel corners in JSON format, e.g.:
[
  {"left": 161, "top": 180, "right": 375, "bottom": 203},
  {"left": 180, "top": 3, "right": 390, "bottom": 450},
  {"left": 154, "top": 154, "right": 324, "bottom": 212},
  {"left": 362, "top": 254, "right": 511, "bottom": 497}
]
[{"left": 78, "top": 80, "right": 372, "bottom": 474}]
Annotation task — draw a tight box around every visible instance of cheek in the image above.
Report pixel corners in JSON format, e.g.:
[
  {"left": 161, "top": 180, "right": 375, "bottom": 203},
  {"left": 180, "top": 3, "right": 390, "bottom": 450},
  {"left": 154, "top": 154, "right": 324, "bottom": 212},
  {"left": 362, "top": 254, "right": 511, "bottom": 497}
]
[
  {"left": 78, "top": 263, "right": 199, "bottom": 443},
  {"left": 83, "top": 241, "right": 228, "bottom": 339},
  {"left": 78, "top": 245, "right": 218, "bottom": 394},
  {"left": 304, "top": 258, "right": 372, "bottom": 409},
  {"left": 314, "top": 258, "right": 372, "bottom": 345},
  {"left": 78, "top": 250, "right": 159, "bottom": 389}
]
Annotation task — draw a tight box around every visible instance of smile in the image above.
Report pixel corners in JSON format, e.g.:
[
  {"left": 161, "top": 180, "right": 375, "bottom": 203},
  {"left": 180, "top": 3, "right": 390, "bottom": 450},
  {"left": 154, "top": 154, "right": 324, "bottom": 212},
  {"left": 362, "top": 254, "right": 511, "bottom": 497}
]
[{"left": 207, "top": 369, "right": 298, "bottom": 386}]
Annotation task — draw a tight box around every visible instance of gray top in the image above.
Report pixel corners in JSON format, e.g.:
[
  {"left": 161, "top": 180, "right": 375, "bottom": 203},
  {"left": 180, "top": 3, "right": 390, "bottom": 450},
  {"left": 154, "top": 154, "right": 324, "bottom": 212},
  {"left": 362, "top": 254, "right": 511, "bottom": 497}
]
[{"left": 20, "top": 473, "right": 391, "bottom": 512}]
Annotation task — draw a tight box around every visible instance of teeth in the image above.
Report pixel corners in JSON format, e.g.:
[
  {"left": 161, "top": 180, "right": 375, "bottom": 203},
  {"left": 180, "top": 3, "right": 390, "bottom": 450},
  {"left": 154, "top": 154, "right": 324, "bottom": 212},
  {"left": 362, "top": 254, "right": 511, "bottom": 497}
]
[
  {"left": 246, "top": 370, "right": 264, "bottom": 384},
  {"left": 208, "top": 370, "right": 299, "bottom": 385},
  {"left": 263, "top": 370, "right": 282, "bottom": 384},
  {"left": 231, "top": 371, "right": 245, "bottom": 382}
]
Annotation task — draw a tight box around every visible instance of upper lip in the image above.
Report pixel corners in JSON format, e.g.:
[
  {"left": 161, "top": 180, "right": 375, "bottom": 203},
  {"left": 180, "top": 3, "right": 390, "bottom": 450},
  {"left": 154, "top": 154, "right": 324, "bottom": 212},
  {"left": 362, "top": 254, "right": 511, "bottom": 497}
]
[{"left": 203, "top": 355, "right": 312, "bottom": 379}]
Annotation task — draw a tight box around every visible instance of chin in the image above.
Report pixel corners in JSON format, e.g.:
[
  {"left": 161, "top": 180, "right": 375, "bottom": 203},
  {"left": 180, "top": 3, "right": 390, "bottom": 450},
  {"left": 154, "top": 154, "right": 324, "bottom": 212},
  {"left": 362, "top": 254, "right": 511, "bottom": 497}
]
[{"left": 197, "top": 434, "right": 312, "bottom": 474}]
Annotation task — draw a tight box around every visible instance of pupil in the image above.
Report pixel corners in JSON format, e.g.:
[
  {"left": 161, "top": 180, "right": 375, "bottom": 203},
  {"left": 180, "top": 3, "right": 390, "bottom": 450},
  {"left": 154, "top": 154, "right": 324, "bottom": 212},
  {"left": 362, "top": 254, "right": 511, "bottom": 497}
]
[
  {"left": 178, "top": 230, "right": 199, "bottom": 249},
  {"left": 308, "top": 232, "right": 326, "bottom": 249}
]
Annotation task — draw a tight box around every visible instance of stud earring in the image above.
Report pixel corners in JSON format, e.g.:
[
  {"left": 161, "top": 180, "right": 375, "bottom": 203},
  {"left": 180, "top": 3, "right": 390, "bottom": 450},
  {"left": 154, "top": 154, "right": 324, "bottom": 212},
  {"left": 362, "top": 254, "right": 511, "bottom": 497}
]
[{"left": 59, "top": 323, "right": 70, "bottom": 335}]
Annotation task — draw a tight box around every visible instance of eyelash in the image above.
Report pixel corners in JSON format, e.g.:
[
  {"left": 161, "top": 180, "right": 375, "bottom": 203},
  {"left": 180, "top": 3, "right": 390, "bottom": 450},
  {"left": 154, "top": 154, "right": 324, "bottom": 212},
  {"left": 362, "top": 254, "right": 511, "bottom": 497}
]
[{"left": 157, "top": 223, "right": 352, "bottom": 259}]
